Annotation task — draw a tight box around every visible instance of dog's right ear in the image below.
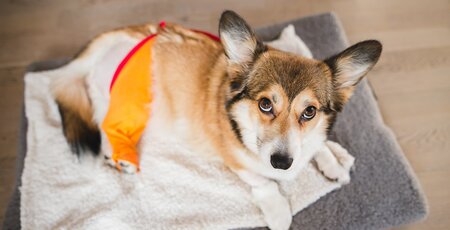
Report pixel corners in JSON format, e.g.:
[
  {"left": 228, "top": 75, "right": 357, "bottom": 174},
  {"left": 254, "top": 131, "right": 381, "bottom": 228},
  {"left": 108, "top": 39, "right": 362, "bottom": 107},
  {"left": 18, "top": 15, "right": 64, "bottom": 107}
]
[{"left": 219, "top": 10, "right": 265, "bottom": 64}]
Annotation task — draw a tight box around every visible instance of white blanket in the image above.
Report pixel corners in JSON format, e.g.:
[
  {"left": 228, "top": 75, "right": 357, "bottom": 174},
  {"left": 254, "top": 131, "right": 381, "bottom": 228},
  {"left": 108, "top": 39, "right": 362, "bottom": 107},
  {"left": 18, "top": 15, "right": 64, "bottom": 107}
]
[{"left": 21, "top": 25, "right": 344, "bottom": 229}]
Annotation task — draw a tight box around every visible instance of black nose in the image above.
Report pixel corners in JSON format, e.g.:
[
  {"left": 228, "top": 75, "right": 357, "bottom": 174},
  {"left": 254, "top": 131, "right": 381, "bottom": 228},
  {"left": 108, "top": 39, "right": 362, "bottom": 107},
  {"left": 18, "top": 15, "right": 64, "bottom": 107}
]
[{"left": 270, "top": 153, "right": 293, "bottom": 170}]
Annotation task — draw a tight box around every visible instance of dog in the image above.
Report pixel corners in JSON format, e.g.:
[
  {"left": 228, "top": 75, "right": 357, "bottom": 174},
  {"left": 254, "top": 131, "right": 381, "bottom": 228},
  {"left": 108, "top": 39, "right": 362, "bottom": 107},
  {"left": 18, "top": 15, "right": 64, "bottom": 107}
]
[{"left": 51, "top": 10, "right": 381, "bottom": 230}]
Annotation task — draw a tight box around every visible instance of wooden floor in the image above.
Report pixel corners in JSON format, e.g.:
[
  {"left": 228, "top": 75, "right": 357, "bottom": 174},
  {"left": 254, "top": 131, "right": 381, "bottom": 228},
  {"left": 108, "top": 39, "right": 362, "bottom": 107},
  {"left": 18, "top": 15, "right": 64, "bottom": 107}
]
[{"left": 0, "top": 0, "right": 449, "bottom": 229}]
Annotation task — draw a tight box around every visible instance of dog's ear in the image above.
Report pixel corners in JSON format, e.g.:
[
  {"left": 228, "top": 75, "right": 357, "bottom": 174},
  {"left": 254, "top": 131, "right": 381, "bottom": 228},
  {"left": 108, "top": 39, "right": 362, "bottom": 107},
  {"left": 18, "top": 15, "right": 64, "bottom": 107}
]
[
  {"left": 219, "top": 10, "right": 265, "bottom": 64},
  {"left": 325, "top": 40, "right": 382, "bottom": 101}
]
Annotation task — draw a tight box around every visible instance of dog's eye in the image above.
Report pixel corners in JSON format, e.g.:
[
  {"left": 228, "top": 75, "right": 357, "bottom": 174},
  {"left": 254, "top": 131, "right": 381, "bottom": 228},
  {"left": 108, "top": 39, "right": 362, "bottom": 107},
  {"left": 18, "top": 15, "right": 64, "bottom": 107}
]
[
  {"left": 259, "top": 98, "right": 273, "bottom": 113},
  {"left": 301, "top": 106, "right": 316, "bottom": 120}
]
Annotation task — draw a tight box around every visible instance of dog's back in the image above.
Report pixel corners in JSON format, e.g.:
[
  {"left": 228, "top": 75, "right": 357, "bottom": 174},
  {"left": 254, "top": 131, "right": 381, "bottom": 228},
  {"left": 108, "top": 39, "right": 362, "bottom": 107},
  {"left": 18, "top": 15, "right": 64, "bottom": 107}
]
[{"left": 51, "top": 23, "right": 234, "bottom": 162}]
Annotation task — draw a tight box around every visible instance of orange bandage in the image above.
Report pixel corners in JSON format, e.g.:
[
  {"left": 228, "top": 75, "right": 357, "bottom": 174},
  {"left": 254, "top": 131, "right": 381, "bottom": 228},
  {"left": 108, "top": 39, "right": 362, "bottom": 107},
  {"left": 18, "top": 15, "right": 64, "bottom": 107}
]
[
  {"left": 101, "top": 35, "right": 156, "bottom": 170},
  {"left": 101, "top": 23, "right": 220, "bottom": 171}
]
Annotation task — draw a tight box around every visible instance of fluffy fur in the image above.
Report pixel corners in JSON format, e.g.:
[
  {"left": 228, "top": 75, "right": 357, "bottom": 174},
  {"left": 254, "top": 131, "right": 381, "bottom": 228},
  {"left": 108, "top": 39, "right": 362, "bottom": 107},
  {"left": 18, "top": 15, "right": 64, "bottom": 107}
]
[{"left": 51, "top": 11, "right": 381, "bottom": 230}]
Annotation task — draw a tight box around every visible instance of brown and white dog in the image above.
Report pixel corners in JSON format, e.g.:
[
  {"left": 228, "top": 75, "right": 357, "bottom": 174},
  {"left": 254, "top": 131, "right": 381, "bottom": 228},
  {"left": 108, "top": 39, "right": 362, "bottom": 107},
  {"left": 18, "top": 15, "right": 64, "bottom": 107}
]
[{"left": 51, "top": 11, "right": 381, "bottom": 230}]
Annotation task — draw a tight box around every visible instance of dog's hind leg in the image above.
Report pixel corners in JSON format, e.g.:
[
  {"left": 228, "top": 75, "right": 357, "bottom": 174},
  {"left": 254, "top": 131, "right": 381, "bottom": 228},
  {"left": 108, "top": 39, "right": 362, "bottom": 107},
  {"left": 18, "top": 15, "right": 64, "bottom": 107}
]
[
  {"left": 52, "top": 27, "right": 150, "bottom": 160},
  {"left": 85, "top": 32, "right": 146, "bottom": 173}
]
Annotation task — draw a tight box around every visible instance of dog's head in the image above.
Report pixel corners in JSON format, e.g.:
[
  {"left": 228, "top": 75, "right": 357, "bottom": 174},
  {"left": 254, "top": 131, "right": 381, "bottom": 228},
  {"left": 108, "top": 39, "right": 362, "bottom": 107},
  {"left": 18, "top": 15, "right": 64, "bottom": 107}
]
[{"left": 219, "top": 11, "right": 382, "bottom": 174}]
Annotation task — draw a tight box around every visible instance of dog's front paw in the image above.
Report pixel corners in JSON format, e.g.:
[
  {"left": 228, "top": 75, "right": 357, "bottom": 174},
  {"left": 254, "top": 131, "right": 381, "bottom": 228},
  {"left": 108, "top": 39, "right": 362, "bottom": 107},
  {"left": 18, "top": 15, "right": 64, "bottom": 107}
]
[
  {"left": 263, "top": 200, "right": 292, "bottom": 230},
  {"left": 326, "top": 141, "right": 355, "bottom": 171},
  {"left": 315, "top": 144, "right": 353, "bottom": 184},
  {"left": 318, "top": 160, "right": 351, "bottom": 184},
  {"left": 252, "top": 182, "right": 292, "bottom": 230}
]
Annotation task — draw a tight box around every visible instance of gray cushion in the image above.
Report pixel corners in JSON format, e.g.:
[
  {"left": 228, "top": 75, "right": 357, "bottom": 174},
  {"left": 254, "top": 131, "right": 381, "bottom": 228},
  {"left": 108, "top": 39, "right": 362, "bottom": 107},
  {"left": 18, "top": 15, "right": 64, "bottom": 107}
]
[{"left": 3, "top": 13, "right": 427, "bottom": 230}]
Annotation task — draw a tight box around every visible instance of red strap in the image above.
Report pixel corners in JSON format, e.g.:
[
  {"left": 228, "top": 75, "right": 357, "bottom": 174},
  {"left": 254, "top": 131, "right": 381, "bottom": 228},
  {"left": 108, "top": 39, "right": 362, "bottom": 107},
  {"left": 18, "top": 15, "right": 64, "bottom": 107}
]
[
  {"left": 109, "top": 34, "right": 157, "bottom": 91},
  {"left": 109, "top": 22, "right": 220, "bottom": 92}
]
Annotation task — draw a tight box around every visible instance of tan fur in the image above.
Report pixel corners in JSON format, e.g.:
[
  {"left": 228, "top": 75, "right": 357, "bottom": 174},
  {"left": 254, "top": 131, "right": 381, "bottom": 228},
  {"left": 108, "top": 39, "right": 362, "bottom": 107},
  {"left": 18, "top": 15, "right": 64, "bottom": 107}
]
[
  {"left": 293, "top": 89, "right": 324, "bottom": 132},
  {"left": 255, "top": 84, "right": 290, "bottom": 138},
  {"left": 150, "top": 24, "right": 245, "bottom": 169}
]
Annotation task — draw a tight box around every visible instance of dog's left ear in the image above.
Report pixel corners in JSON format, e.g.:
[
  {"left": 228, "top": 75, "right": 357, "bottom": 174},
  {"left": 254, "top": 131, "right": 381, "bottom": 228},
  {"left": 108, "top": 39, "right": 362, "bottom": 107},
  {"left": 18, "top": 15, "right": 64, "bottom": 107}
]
[
  {"left": 219, "top": 10, "right": 265, "bottom": 64},
  {"left": 325, "top": 40, "right": 382, "bottom": 100}
]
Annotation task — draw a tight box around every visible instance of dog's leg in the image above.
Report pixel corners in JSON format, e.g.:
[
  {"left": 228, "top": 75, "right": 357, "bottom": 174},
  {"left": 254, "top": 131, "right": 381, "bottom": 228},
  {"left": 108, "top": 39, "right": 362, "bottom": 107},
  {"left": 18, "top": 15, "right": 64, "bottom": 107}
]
[
  {"left": 326, "top": 140, "right": 355, "bottom": 171},
  {"left": 235, "top": 170, "right": 292, "bottom": 230},
  {"left": 314, "top": 143, "right": 354, "bottom": 184},
  {"left": 84, "top": 31, "right": 148, "bottom": 174}
]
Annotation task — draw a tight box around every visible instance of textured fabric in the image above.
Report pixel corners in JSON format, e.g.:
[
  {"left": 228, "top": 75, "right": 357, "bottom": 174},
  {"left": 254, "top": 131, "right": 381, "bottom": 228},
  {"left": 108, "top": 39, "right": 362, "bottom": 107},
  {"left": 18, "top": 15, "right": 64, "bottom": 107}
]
[
  {"left": 3, "top": 13, "right": 427, "bottom": 230},
  {"left": 3, "top": 58, "right": 70, "bottom": 230}
]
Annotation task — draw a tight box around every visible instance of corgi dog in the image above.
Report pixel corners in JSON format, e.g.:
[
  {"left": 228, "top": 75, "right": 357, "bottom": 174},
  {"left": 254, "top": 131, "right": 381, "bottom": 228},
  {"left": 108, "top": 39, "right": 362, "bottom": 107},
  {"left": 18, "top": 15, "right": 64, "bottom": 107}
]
[{"left": 51, "top": 10, "right": 381, "bottom": 230}]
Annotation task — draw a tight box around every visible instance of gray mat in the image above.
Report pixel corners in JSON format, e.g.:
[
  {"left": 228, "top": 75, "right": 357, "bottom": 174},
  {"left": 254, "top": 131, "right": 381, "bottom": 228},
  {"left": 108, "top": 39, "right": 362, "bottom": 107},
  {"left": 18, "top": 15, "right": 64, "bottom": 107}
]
[{"left": 3, "top": 13, "right": 427, "bottom": 230}]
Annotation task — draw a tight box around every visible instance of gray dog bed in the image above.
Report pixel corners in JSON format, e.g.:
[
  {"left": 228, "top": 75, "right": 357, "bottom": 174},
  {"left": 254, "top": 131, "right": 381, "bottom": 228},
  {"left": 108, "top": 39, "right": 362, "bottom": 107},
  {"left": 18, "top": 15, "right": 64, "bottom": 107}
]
[{"left": 3, "top": 13, "right": 427, "bottom": 229}]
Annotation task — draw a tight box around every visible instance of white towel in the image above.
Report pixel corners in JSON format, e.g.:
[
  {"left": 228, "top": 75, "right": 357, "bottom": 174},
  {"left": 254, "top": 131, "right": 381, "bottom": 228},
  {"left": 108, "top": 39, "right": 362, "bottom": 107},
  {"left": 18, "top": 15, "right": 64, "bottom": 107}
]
[{"left": 20, "top": 25, "right": 345, "bottom": 229}]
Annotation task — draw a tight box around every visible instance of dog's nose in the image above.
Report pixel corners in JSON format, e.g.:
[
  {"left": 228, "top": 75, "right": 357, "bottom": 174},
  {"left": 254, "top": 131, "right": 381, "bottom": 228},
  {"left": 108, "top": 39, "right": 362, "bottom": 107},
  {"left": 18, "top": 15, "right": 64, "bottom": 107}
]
[{"left": 270, "top": 153, "right": 293, "bottom": 170}]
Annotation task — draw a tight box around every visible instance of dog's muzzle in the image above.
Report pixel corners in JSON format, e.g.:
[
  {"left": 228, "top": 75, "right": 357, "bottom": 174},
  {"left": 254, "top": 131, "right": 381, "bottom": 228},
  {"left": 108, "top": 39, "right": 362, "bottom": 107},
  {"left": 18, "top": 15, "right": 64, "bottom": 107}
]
[{"left": 270, "top": 153, "right": 293, "bottom": 170}]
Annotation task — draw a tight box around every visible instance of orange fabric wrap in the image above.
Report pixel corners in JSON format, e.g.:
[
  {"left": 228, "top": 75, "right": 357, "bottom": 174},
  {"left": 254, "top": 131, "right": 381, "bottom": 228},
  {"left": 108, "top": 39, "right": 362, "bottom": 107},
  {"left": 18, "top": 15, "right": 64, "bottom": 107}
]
[
  {"left": 101, "top": 25, "right": 219, "bottom": 171},
  {"left": 101, "top": 37, "right": 155, "bottom": 170}
]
